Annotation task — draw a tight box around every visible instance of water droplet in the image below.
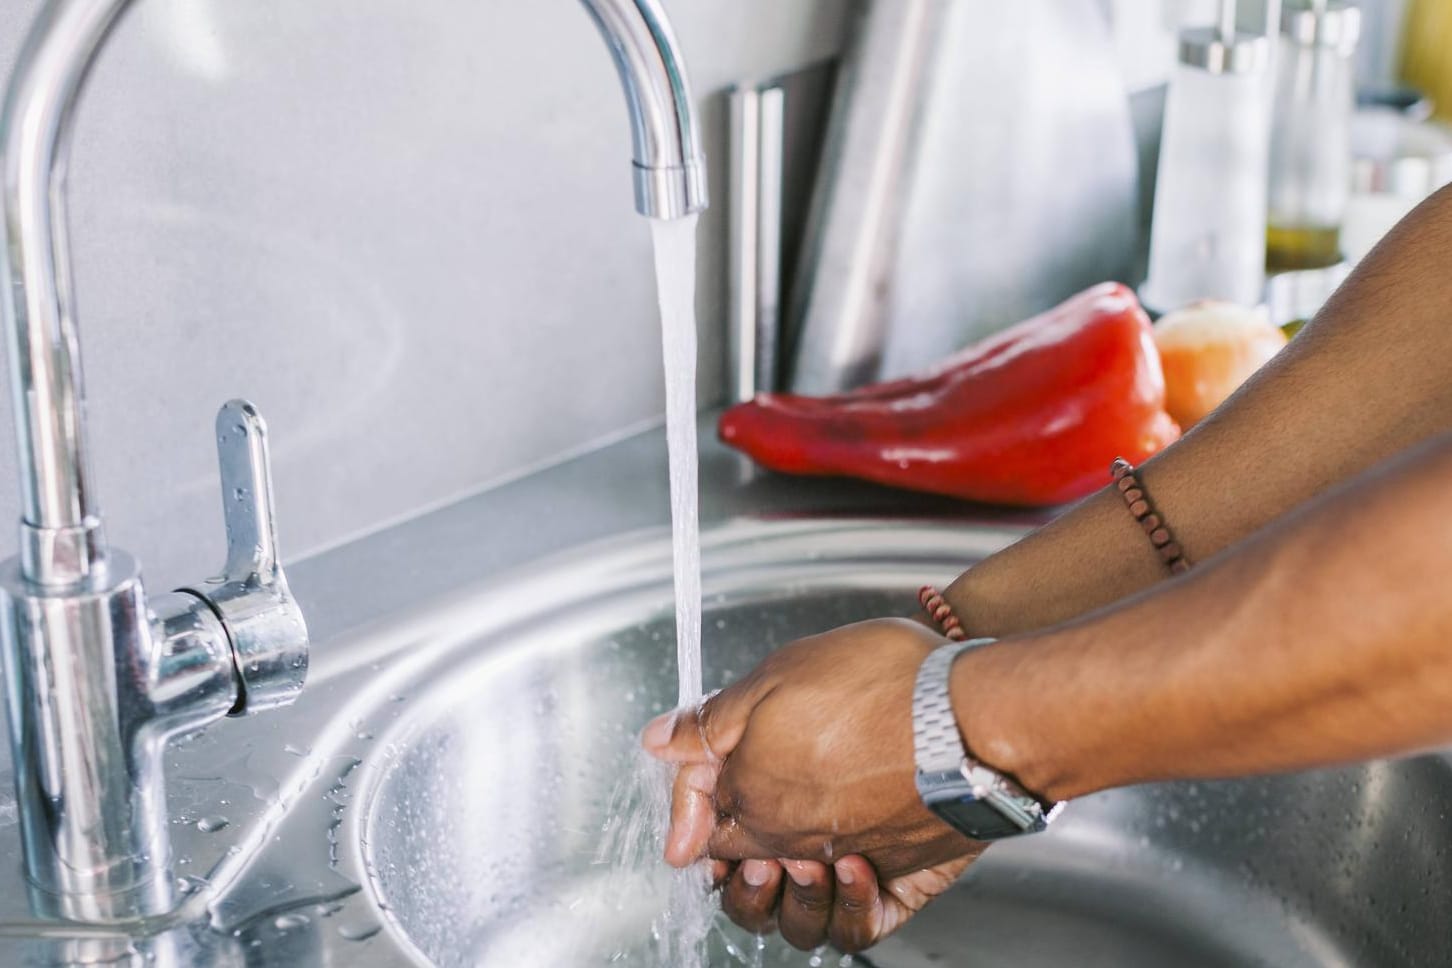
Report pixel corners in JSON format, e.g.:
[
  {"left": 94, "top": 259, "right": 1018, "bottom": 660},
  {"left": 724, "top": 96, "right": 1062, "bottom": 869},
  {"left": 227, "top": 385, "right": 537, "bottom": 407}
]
[
  {"left": 273, "top": 913, "right": 309, "bottom": 931},
  {"left": 338, "top": 921, "right": 383, "bottom": 942},
  {"left": 283, "top": 743, "right": 310, "bottom": 757},
  {"left": 196, "top": 816, "right": 229, "bottom": 833},
  {"left": 233, "top": 487, "right": 247, "bottom": 502}
]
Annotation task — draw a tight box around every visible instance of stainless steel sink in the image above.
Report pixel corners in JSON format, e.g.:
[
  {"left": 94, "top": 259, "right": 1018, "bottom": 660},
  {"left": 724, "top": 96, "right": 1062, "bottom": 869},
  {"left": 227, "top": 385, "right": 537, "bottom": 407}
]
[
  {"left": 345, "top": 518, "right": 1452, "bottom": 968},
  {"left": 0, "top": 502, "right": 1445, "bottom": 965}
]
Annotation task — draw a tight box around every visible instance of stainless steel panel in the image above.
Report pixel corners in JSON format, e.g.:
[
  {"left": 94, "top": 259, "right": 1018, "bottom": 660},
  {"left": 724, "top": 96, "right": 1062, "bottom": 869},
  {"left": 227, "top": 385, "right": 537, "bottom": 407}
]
[
  {"left": 788, "top": 0, "right": 1141, "bottom": 392},
  {"left": 728, "top": 82, "right": 786, "bottom": 403}
]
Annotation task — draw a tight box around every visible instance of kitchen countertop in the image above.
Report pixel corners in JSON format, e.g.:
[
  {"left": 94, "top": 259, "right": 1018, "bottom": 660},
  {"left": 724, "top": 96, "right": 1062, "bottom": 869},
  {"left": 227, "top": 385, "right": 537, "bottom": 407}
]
[{"left": 287, "top": 410, "right": 1050, "bottom": 650}]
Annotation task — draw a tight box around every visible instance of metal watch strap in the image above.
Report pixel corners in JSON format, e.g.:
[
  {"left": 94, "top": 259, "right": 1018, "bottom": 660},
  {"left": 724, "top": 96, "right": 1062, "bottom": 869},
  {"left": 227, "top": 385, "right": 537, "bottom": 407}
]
[
  {"left": 913, "top": 638, "right": 1062, "bottom": 839},
  {"left": 912, "top": 638, "right": 994, "bottom": 774}
]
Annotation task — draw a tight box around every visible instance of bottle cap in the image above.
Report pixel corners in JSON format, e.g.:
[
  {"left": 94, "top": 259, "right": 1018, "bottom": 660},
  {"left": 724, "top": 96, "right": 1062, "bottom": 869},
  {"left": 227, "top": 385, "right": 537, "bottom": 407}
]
[
  {"left": 1281, "top": 0, "right": 1361, "bottom": 55},
  {"left": 1178, "top": 27, "right": 1268, "bottom": 75}
]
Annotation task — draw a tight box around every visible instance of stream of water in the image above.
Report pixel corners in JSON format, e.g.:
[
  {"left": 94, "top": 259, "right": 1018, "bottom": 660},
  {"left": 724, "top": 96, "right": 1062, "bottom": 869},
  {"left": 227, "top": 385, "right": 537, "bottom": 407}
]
[
  {"left": 651, "top": 214, "right": 705, "bottom": 708},
  {"left": 593, "top": 217, "right": 843, "bottom": 966},
  {"left": 639, "top": 214, "right": 714, "bottom": 964},
  {"left": 577, "top": 216, "right": 713, "bottom": 967}
]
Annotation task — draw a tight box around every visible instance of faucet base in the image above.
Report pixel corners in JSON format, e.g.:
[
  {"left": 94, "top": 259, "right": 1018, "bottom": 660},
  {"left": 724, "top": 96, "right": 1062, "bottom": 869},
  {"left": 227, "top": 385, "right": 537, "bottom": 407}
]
[
  {"left": 20, "top": 869, "right": 176, "bottom": 926},
  {"left": 0, "top": 552, "right": 235, "bottom": 923}
]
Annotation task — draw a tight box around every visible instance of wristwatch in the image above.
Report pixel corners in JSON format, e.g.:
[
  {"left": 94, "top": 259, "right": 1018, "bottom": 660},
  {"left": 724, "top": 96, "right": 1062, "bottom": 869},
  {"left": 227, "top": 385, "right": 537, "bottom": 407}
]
[{"left": 912, "top": 639, "right": 1064, "bottom": 840}]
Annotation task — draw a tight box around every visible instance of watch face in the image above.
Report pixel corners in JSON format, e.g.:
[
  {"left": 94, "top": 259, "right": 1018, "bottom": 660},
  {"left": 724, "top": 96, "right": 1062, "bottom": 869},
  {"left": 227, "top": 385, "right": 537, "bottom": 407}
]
[
  {"left": 917, "top": 769, "right": 1048, "bottom": 841},
  {"left": 926, "top": 790, "right": 1031, "bottom": 841}
]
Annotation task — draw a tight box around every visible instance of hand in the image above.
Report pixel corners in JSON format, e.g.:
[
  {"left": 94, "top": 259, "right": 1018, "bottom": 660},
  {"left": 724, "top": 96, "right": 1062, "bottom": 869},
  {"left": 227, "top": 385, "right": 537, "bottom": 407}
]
[
  {"left": 710, "top": 853, "right": 977, "bottom": 952},
  {"left": 642, "top": 619, "right": 986, "bottom": 946}
]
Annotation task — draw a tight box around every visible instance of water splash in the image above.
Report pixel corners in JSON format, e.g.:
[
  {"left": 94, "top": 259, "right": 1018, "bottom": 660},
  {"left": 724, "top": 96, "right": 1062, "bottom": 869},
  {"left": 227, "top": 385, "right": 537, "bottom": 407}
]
[{"left": 595, "top": 752, "right": 715, "bottom": 965}]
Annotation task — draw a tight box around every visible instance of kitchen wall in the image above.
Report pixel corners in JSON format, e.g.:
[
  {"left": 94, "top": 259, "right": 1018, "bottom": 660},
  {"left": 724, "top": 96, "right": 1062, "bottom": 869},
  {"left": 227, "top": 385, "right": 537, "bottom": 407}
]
[{"left": 0, "top": 1, "right": 851, "bottom": 589}]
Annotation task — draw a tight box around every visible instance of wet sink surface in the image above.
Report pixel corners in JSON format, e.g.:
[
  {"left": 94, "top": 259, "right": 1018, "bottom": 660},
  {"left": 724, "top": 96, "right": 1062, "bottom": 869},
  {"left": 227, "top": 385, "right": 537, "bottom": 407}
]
[{"left": 352, "top": 519, "right": 1452, "bottom": 968}]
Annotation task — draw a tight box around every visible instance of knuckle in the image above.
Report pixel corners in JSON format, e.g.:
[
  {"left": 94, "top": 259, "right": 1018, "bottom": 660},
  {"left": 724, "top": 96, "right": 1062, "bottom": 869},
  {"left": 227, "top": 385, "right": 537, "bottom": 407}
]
[
  {"left": 722, "top": 894, "right": 764, "bottom": 931},
  {"left": 713, "top": 776, "right": 747, "bottom": 820},
  {"left": 731, "top": 912, "right": 776, "bottom": 935},
  {"left": 780, "top": 927, "right": 822, "bottom": 952},
  {"left": 789, "top": 883, "right": 833, "bottom": 914}
]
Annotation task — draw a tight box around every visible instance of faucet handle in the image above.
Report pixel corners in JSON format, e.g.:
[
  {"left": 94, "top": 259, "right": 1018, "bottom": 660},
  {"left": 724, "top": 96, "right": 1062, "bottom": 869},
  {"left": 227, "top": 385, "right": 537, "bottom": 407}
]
[
  {"left": 216, "top": 398, "right": 280, "bottom": 582},
  {"left": 181, "top": 399, "right": 308, "bottom": 715}
]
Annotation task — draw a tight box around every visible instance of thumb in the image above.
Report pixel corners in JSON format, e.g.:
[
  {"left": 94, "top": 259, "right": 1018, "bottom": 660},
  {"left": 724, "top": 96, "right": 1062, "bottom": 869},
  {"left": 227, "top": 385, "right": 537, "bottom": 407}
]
[{"left": 641, "top": 679, "right": 771, "bottom": 764}]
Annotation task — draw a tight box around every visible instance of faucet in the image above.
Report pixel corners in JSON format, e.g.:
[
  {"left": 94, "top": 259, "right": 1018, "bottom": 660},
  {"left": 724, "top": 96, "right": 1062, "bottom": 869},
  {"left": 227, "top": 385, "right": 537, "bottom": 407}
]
[{"left": 0, "top": 0, "right": 707, "bottom": 923}]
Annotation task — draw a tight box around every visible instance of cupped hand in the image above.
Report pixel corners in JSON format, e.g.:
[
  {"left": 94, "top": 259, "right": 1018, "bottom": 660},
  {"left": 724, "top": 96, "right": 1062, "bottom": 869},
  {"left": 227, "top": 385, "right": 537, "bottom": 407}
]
[
  {"left": 711, "top": 852, "right": 977, "bottom": 952},
  {"left": 641, "top": 618, "right": 988, "bottom": 949}
]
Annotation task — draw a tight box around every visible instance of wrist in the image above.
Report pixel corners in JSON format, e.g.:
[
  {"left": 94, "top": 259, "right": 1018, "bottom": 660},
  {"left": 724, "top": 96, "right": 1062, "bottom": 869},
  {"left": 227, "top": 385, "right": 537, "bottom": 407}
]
[
  {"left": 947, "top": 636, "right": 1116, "bottom": 804},
  {"left": 944, "top": 486, "right": 1178, "bottom": 640},
  {"left": 941, "top": 562, "right": 1011, "bottom": 639}
]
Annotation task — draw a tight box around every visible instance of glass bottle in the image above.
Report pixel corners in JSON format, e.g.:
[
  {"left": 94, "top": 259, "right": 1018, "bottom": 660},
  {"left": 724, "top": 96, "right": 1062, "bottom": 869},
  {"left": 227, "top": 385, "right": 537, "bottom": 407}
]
[
  {"left": 1266, "top": 0, "right": 1362, "bottom": 272},
  {"left": 1141, "top": 23, "right": 1270, "bottom": 314}
]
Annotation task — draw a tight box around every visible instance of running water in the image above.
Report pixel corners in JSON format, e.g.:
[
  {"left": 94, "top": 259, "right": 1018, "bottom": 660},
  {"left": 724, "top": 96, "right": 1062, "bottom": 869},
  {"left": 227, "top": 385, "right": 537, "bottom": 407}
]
[
  {"left": 590, "top": 215, "right": 714, "bottom": 965},
  {"left": 592, "top": 215, "right": 849, "bottom": 966},
  {"left": 650, "top": 213, "right": 705, "bottom": 707}
]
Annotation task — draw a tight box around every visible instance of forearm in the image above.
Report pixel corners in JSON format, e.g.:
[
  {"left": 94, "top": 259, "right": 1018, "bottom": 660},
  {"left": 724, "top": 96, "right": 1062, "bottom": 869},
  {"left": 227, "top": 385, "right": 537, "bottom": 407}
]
[
  {"left": 956, "top": 432, "right": 1452, "bottom": 803},
  {"left": 947, "top": 185, "right": 1452, "bottom": 637}
]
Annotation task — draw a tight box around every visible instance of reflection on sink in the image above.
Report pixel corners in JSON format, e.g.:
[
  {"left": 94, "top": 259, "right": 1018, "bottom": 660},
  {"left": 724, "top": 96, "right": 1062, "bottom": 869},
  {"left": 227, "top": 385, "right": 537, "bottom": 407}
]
[
  {"left": 365, "top": 585, "right": 915, "bottom": 966},
  {"left": 352, "top": 520, "right": 1452, "bottom": 967}
]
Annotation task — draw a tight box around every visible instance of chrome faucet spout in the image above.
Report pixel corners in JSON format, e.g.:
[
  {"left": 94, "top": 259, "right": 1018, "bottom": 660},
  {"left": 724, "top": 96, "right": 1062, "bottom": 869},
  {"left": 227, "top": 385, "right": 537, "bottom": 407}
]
[
  {"left": 580, "top": 0, "right": 710, "bottom": 218},
  {"left": 1, "top": 0, "right": 708, "bottom": 589},
  {"left": 0, "top": 0, "right": 706, "bottom": 924}
]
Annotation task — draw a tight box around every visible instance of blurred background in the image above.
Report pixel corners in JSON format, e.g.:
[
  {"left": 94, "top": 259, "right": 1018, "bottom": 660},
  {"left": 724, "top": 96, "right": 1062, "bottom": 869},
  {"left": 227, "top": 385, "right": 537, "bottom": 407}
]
[{"left": 0, "top": 0, "right": 1444, "bottom": 585}]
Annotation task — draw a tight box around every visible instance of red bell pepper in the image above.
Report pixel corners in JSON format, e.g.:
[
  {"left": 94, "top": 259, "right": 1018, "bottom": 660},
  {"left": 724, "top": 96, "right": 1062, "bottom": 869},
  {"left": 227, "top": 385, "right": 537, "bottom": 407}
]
[{"left": 718, "top": 283, "right": 1180, "bottom": 507}]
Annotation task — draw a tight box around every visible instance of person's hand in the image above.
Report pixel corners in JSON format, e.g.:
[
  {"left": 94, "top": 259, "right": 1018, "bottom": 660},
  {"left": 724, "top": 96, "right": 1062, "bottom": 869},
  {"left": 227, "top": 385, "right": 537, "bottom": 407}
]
[
  {"left": 643, "top": 618, "right": 968, "bottom": 874},
  {"left": 709, "top": 852, "right": 977, "bottom": 952},
  {"left": 642, "top": 618, "right": 987, "bottom": 948}
]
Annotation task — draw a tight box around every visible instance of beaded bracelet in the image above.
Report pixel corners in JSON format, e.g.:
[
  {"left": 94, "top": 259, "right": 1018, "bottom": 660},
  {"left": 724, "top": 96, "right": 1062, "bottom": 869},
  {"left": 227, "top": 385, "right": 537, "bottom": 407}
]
[
  {"left": 918, "top": 586, "right": 968, "bottom": 641},
  {"left": 1111, "top": 458, "right": 1192, "bottom": 575}
]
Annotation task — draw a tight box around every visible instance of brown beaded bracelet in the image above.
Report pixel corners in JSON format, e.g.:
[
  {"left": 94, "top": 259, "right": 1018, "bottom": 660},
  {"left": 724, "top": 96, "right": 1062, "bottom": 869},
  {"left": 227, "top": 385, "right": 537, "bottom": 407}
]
[
  {"left": 1111, "top": 458, "right": 1192, "bottom": 576},
  {"left": 918, "top": 585, "right": 968, "bottom": 641}
]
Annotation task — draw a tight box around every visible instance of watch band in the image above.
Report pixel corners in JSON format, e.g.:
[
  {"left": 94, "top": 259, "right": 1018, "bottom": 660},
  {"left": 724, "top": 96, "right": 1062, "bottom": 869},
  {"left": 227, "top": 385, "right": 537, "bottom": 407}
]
[
  {"left": 912, "top": 638, "right": 993, "bottom": 774},
  {"left": 912, "top": 638, "right": 1063, "bottom": 840}
]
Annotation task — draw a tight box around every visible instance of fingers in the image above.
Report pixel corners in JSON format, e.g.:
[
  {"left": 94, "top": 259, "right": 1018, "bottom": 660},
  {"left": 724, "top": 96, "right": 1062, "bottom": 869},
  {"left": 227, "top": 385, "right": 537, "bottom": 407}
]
[
  {"left": 665, "top": 763, "right": 717, "bottom": 867},
  {"left": 641, "top": 705, "right": 711, "bottom": 762},
  {"left": 706, "top": 812, "right": 777, "bottom": 863},
  {"left": 642, "top": 679, "right": 769, "bottom": 765},
  {"left": 827, "top": 856, "right": 883, "bottom": 954},
  {"left": 721, "top": 859, "right": 784, "bottom": 935},
  {"left": 719, "top": 856, "right": 891, "bottom": 953},
  {"left": 778, "top": 860, "right": 833, "bottom": 951}
]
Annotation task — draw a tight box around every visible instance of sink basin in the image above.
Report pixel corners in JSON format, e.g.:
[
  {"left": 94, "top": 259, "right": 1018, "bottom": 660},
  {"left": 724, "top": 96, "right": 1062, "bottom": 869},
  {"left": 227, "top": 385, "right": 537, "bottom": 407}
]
[{"left": 352, "top": 518, "right": 1452, "bottom": 967}]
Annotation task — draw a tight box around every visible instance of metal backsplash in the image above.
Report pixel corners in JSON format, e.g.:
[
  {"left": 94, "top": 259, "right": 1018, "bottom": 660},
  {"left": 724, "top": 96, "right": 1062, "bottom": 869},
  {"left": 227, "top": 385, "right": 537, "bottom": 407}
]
[{"left": 783, "top": 0, "right": 1142, "bottom": 394}]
